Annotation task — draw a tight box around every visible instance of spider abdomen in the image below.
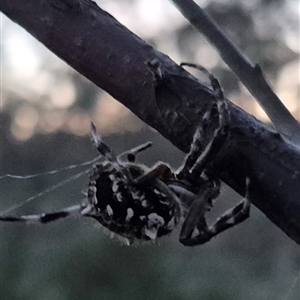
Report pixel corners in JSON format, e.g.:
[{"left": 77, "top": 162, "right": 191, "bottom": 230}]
[{"left": 87, "top": 163, "right": 180, "bottom": 242}]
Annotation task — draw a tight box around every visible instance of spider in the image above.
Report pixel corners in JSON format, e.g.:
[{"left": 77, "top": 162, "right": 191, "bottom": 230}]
[{"left": 0, "top": 65, "right": 251, "bottom": 247}]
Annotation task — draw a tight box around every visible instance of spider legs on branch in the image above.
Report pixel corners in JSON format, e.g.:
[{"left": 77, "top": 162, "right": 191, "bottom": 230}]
[
  {"left": 178, "top": 63, "right": 230, "bottom": 180},
  {"left": 179, "top": 177, "right": 251, "bottom": 246},
  {"left": 173, "top": 63, "right": 251, "bottom": 246}
]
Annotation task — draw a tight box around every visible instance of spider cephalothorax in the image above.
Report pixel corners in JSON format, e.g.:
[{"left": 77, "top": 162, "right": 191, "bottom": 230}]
[{"left": 0, "top": 64, "right": 251, "bottom": 246}]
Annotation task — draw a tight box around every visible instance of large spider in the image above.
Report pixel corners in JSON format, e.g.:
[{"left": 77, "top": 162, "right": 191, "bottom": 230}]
[{"left": 0, "top": 66, "right": 250, "bottom": 246}]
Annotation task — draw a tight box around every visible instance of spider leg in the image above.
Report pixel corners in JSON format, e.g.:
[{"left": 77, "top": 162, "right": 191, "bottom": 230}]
[
  {"left": 181, "top": 63, "right": 223, "bottom": 97},
  {"left": 91, "top": 122, "right": 119, "bottom": 164},
  {"left": 135, "top": 163, "right": 173, "bottom": 184},
  {"left": 91, "top": 123, "right": 154, "bottom": 183},
  {"left": 177, "top": 64, "right": 230, "bottom": 179},
  {"left": 91, "top": 122, "right": 133, "bottom": 181},
  {"left": 134, "top": 163, "right": 182, "bottom": 218},
  {"left": 118, "top": 141, "right": 153, "bottom": 163},
  {"left": 189, "top": 101, "right": 229, "bottom": 179},
  {"left": 179, "top": 179, "right": 220, "bottom": 245},
  {"left": 0, "top": 204, "right": 86, "bottom": 224},
  {"left": 179, "top": 178, "right": 251, "bottom": 246}
]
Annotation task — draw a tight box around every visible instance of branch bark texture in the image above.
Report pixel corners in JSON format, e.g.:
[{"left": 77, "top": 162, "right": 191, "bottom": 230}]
[{"left": 1, "top": 0, "right": 300, "bottom": 245}]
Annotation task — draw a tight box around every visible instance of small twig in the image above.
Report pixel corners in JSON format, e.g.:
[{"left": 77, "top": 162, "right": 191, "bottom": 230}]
[{"left": 170, "top": 0, "right": 300, "bottom": 145}]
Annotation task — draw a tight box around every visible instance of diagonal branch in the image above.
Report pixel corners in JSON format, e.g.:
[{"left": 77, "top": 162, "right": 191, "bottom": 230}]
[
  {"left": 170, "top": 0, "right": 300, "bottom": 145},
  {"left": 1, "top": 0, "right": 300, "bottom": 245}
]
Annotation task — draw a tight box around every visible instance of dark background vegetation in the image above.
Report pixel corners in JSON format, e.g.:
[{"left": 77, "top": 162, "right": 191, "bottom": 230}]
[{"left": 1, "top": 0, "right": 299, "bottom": 299}]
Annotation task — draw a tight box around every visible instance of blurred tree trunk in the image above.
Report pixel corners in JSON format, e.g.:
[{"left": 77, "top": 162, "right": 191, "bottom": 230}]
[{"left": 1, "top": 0, "right": 299, "bottom": 245}]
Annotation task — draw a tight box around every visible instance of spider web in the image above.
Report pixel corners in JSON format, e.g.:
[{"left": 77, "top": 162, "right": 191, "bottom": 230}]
[
  {"left": 0, "top": 156, "right": 101, "bottom": 215},
  {"left": 282, "top": 271, "right": 300, "bottom": 300}
]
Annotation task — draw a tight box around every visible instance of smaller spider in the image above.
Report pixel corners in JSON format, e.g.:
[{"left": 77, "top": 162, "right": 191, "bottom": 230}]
[{"left": 0, "top": 65, "right": 251, "bottom": 246}]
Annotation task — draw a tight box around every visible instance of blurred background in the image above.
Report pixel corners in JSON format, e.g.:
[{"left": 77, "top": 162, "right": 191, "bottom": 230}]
[{"left": 0, "top": 0, "right": 299, "bottom": 299}]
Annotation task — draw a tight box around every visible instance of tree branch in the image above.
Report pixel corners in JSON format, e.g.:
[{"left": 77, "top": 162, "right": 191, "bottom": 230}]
[
  {"left": 171, "top": 0, "right": 300, "bottom": 145},
  {"left": 1, "top": 0, "right": 300, "bottom": 245}
]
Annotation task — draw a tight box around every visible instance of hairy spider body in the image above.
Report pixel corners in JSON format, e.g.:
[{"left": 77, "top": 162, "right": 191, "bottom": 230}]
[
  {"left": 87, "top": 162, "right": 181, "bottom": 242},
  {"left": 0, "top": 64, "right": 251, "bottom": 246}
]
